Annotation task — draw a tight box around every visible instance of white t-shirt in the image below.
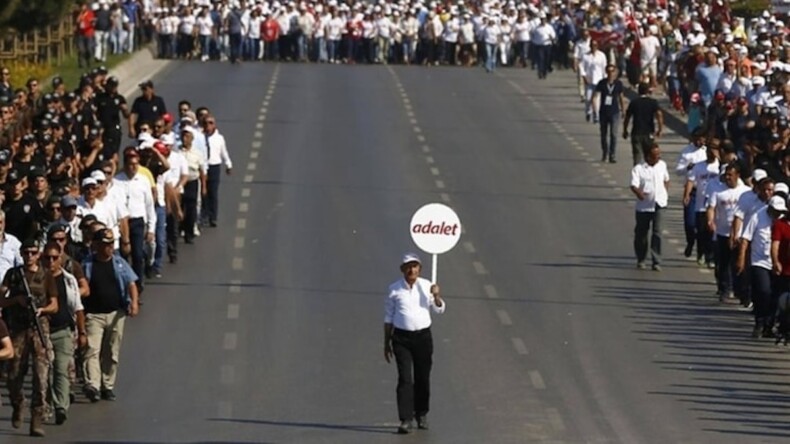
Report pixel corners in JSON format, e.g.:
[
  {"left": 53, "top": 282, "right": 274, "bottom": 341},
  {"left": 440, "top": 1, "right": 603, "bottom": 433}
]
[
  {"left": 733, "top": 190, "right": 763, "bottom": 228},
  {"left": 483, "top": 25, "right": 500, "bottom": 45},
  {"left": 179, "top": 15, "right": 196, "bottom": 35},
  {"left": 328, "top": 17, "right": 344, "bottom": 40},
  {"left": 531, "top": 23, "right": 555, "bottom": 46},
  {"left": 197, "top": 15, "right": 214, "bottom": 36},
  {"left": 688, "top": 160, "right": 720, "bottom": 212},
  {"left": 514, "top": 21, "right": 531, "bottom": 42},
  {"left": 630, "top": 160, "right": 670, "bottom": 212},
  {"left": 675, "top": 143, "right": 708, "bottom": 178},
  {"left": 741, "top": 207, "right": 773, "bottom": 270},
  {"left": 639, "top": 35, "right": 661, "bottom": 66},
  {"left": 708, "top": 182, "right": 750, "bottom": 237}
]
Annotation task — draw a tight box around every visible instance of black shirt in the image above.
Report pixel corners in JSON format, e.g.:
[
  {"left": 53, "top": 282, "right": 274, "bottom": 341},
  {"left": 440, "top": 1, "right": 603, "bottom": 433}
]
[
  {"left": 626, "top": 96, "right": 660, "bottom": 136},
  {"left": 95, "top": 92, "right": 126, "bottom": 129},
  {"left": 131, "top": 95, "right": 167, "bottom": 132},
  {"left": 85, "top": 258, "right": 123, "bottom": 314},
  {"left": 2, "top": 192, "right": 42, "bottom": 242},
  {"left": 595, "top": 79, "right": 624, "bottom": 115},
  {"left": 48, "top": 274, "right": 72, "bottom": 331}
]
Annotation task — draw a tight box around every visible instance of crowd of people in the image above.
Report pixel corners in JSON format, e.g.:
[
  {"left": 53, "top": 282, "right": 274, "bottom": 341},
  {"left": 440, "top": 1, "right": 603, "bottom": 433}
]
[{"left": 0, "top": 51, "right": 231, "bottom": 435}]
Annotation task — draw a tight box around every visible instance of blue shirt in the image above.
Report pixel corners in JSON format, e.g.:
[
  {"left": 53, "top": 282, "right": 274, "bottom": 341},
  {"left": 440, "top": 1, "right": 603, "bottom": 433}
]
[{"left": 696, "top": 64, "right": 723, "bottom": 105}]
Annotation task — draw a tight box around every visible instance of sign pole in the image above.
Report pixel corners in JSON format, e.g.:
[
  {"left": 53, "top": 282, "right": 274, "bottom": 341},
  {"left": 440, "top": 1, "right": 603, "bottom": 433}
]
[{"left": 432, "top": 253, "right": 437, "bottom": 284}]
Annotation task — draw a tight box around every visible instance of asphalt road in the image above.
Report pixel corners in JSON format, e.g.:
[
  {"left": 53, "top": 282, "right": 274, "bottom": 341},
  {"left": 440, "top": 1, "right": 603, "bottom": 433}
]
[{"left": 1, "top": 61, "right": 790, "bottom": 443}]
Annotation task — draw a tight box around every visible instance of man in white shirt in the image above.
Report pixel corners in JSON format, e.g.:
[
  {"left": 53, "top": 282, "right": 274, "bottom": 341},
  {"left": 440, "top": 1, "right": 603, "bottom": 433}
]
[
  {"left": 201, "top": 115, "right": 232, "bottom": 227},
  {"left": 531, "top": 13, "right": 555, "bottom": 79},
  {"left": 572, "top": 28, "right": 590, "bottom": 103},
  {"left": 707, "top": 162, "right": 751, "bottom": 303},
  {"left": 738, "top": 195, "right": 786, "bottom": 337},
  {"left": 579, "top": 39, "right": 607, "bottom": 123},
  {"left": 0, "top": 209, "right": 22, "bottom": 282},
  {"left": 675, "top": 128, "right": 708, "bottom": 257},
  {"left": 114, "top": 149, "right": 156, "bottom": 292},
  {"left": 384, "top": 253, "right": 444, "bottom": 435},
  {"left": 630, "top": 144, "right": 670, "bottom": 270},
  {"left": 684, "top": 144, "right": 721, "bottom": 266}
]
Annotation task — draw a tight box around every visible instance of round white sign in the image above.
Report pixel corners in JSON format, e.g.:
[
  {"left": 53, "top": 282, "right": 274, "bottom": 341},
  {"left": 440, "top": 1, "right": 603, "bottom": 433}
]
[{"left": 410, "top": 203, "right": 462, "bottom": 255}]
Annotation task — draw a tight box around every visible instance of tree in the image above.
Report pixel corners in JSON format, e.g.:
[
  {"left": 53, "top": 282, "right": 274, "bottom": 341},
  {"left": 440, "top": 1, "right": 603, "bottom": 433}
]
[{"left": 0, "top": 0, "right": 78, "bottom": 34}]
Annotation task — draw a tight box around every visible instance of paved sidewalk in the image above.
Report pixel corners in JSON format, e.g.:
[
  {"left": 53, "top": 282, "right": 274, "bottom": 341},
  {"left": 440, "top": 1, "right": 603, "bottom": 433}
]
[{"left": 113, "top": 46, "right": 173, "bottom": 100}]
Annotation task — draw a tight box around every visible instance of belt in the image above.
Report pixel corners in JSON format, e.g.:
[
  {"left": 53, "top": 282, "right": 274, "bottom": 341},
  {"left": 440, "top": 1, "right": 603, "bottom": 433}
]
[
  {"left": 50, "top": 324, "right": 72, "bottom": 334},
  {"left": 394, "top": 327, "right": 431, "bottom": 335}
]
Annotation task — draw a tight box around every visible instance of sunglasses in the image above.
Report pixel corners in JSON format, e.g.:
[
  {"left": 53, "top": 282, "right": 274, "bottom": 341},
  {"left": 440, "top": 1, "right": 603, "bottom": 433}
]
[
  {"left": 49, "top": 206, "right": 62, "bottom": 211},
  {"left": 42, "top": 255, "right": 60, "bottom": 261},
  {"left": 21, "top": 250, "right": 39, "bottom": 256},
  {"left": 51, "top": 236, "right": 67, "bottom": 242}
]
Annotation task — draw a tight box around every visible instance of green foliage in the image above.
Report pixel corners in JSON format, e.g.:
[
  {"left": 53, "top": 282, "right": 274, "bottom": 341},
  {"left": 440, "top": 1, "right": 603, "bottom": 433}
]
[
  {"left": 730, "top": 0, "right": 771, "bottom": 19},
  {"left": 0, "top": 0, "right": 78, "bottom": 33}
]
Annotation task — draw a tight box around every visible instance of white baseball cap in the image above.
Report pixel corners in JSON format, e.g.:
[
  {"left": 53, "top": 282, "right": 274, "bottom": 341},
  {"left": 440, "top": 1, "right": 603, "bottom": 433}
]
[
  {"left": 401, "top": 252, "right": 421, "bottom": 265},
  {"left": 753, "top": 169, "right": 768, "bottom": 183},
  {"left": 769, "top": 195, "right": 788, "bottom": 212},
  {"left": 81, "top": 177, "right": 98, "bottom": 188},
  {"left": 775, "top": 182, "right": 789, "bottom": 195},
  {"left": 90, "top": 170, "right": 107, "bottom": 182}
]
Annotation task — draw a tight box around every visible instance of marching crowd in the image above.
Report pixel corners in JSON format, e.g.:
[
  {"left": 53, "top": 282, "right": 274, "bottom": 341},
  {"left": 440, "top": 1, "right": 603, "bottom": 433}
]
[{"left": 0, "top": 55, "right": 231, "bottom": 435}]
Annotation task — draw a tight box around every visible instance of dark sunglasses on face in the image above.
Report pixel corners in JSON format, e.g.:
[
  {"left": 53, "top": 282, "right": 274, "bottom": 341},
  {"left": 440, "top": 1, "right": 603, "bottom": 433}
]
[
  {"left": 42, "top": 255, "right": 60, "bottom": 261},
  {"left": 21, "top": 250, "right": 39, "bottom": 256}
]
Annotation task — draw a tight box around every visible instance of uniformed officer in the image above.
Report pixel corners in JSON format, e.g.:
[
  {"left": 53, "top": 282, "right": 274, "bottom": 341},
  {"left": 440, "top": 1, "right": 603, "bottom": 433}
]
[
  {"left": 94, "top": 76, "right": 130, "bottom": 162},
  {"left": 0, "top": 239, "right": 59, "bottom": 437},
  {"left": 384, "top": 253, "right": 445, "bottom": 434},
  {"left": 128, "top": 80, "right": 167, "bottom": 139}
]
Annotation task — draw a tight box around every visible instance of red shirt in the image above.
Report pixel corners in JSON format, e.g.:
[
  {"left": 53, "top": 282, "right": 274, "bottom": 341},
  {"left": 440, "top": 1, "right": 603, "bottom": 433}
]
[
  {"left": 262, "top": 19, "right": 280, "bottom": 43},
  {"left": 771, "top": 219, "right": 790, "bottom": 276},
  {"left": 77, "top": 10, "right": 95, "bottom": 37}
]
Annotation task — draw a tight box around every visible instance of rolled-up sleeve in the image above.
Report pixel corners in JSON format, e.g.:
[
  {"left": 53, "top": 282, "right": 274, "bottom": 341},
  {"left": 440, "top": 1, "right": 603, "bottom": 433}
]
[
  {"left": 384, "top": 291, "right": 395, "bottom": 323},
  {"left": 431, "top": 298, "right": 446, "bottom": 314}
]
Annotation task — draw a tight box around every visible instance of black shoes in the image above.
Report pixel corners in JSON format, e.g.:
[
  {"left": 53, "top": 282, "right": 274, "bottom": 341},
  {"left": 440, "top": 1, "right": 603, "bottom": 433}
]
[
  {"left": 684, "top": 243, "right": 694, "bottom": 258},
  {"left": 609, "top": 158, "right": 617, "bottom": 163},
  {"left": 397, "top": 420, "right": 413, "bottom": 434},
  {"left": 55, "top": 409, "right": 67, "bottom": 425},
  {"left": 101, "top": 389, "right": 116, "bottom": 401},
  {"left": 85, "top": 386, "right": 100, "bottom": 403},
  {"left": 417, "top": 416, "right": 429, "bottom": 430}
]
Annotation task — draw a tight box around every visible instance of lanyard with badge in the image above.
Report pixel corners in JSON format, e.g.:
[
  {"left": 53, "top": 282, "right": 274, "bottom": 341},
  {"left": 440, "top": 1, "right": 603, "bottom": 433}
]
[{"left": 604, "top": 82, "right": 615, "bottom": 107}]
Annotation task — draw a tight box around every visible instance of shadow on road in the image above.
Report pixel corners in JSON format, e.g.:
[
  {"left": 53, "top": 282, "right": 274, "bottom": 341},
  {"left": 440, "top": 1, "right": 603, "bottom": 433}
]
[{"left": 207, "top": 417, "right": 396, "bottom": 435}]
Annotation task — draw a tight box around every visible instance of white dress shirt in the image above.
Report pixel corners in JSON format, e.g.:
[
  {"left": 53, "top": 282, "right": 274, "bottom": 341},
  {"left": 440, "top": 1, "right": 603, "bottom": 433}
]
[
  {"left": 688, "top": 160, "right": 720, "bottom": 212},
  {"left": 741, "top": 207, "right": 773, "bottom": 270},
  {"left": 0, "top": 232, "right": 22, "bottom": 283},
  {"left": 631, "top": 160, "right": 670, "bottom": 212},
  {"left": 580, "top": 50, "right": 607, "bottom": 85},
  {"left": 384, "top": 277, "right": 445, "bottom": 331},
  {"left": 675, "top": 143, "right": 708, "bottom": 178},
  {"left": 115, "top": 171, "right": 157, "bottom": 235},
  {"left": 204, "top": 130, "right": 233, "bottom": 168}
]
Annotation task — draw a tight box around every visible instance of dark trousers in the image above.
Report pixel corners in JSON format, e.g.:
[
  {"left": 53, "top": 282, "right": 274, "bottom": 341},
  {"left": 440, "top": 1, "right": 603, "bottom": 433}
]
[
  {"left": 630, "top": 134, "right": 653, "bottom": 165},
  {"left": 181, "top": 180, "right": 199, "bottom": 241},
  {"left": 166, "top": 212, "right": 178, "bottom": 260},
  {"left": 683, "top": 191, "right": 697, "bottom": 250},
  {"left": 716, "top": 235, "right": 739, "bottom": 296},
  {"left": 128, "top": 217, "right": 145, "bottom": 291},
  {"left": 536, "top": 45, "right": 551, "bottom": 78},
  {"left": 202, "top": 165, "right": 221, "bottom": 224},
  {"left": 392, "top": 328, "right": 433, "bottom": 422},
  {"left": 634, "top": 207, "right": 662, "bottom": 265},
  {"left": 751, "top": 266, "right": 776, "bottom": 326},
  {"left": 695, "top": 211, "right": 714, "bottom": 262},
  {"left": 599, "top": 112, "right": 619, "bottom": 160},
  {"left": 229, "top": 32, "right": 242, "bottom": 63}
]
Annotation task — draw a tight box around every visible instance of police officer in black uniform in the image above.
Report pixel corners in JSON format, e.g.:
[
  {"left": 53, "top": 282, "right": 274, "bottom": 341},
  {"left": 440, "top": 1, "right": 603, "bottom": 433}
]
[
  {"left": 94, "top": 76, "right": 129, "bottom": 162},
  {"left": 128, "top": 80, "right": 166, "bottom": 139},
  {"left": 2, "top": 170, "right": 43, "bottom": 243}
]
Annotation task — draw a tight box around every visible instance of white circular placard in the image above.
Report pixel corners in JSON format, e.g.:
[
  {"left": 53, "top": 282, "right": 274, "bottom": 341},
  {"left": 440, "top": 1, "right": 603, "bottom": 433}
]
[{"left": 409, "top": 203, "right": 462, "bottom": 255}]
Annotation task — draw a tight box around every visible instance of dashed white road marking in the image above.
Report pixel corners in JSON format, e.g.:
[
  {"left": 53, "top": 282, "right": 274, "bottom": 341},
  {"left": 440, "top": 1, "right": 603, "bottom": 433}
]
[
  {"left": 484, "top": 285, "right": 498, "bottom": 299},
  {"left": 247, "top": 162, "right": 257, "bottom": 171},
  {"left": 232, "top": 258, "right": 244, "bottom": 270},
  {"left": 473, "top": 261, "right": 488, "bottom": 275},
  {"left": 607, "top": 180, "right": 617, "bottom": 185},
  {"left": 591, "top": 162, "right": 601, "bottom": 168},
  {"left": 236, "top": 219, "right": 247, "bottom": 230},
  {"left": 217, "top": 402, "right": 233, "bottom": 419},
  {"left": 416, "top": 135, "right": 426, "bottom": 142},
  {"left": 223, "top": 332, "right": 238, "bottom": 350},
  {"left": 250, "top": 151, "right": 259, "bottom": 160},
  {"left": 511, "top": 338, "right": 528, "bottom": 355},
  {"left": 426, "top": 156, "right": 435, "bottom": 164},
  {"left": 241, "top": 188, "right": 251, "bottom": 198},
  {"left": 430, "top": 167, "right": 440, "bottom": 176},
  {"left": 440, "top": 193, "right": 451, "bottom": 203},
  {"left": 251, "top": 141, "right": 262, "bottom": 149},
  {"left": 435, "top": 180, "right": 445, "bottom": 189},
  {"left": 255, "top": 122, "right": 264, "bottom": 129},
  {"left": 409, "top": 118, "right": 418, "bottom": 125},
  {"left": 496, "top": 310, "right": 512, "bottom": 326},
  {"left": 254, "top": 131, "right": 263, "bottom": 139},
  {"left": 229, "top": 279, "right": 242, "bottom": 293},
  {"left": 699, "top": 269, "right": 712, "bottom": 274},
  {"left": 238, "top": 203, "right": 249, "bottom": 213},
  {"left": 545, "top": 408, "right": 566, "bottom": 432},
  {"left": 529, "top": 370, "right": 546, "bottom": 389},
  {"left": 422, "top": 145, "right": 431, "bottom": 153},
  {"left": 243, "top": 174, "right": 253, "bottom": 183},
  {"left": 257, "top": 114, "right": 266, "bottom": 121},
  {"left": 220, "top": 365, "right": 235, "bottom": 385},
  {"left": 413, "top": 126, "right": 422, "bottom": 133},
  {"left": 227, "top": 304, "right": 240, "bottom": 319},
  {"left": 234, "top": 237, "right": 245, "bottom": 249},
  {"left": 262, "top": 101, "right": 269, "bottom": 107},
  {"left": 463, "top": 242, "right": 476, "bottom": 253},
  {"left": 668, "top": 238, "right": 679, "bottom": 245}
]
